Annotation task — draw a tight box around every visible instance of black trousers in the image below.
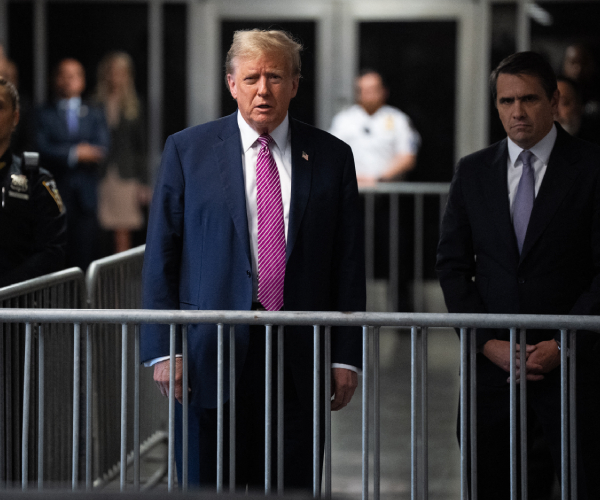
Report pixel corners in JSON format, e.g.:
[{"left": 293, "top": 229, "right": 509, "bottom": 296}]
[{"left": 175, "top": 325, "right": 324, "bottom": 493}]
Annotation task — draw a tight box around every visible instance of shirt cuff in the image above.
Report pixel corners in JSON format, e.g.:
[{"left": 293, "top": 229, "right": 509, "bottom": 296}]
[
  {"left": 68, "top": 146, "right": 78, "bottom": 167},
  {"left": 144, "top": 354, "right": 182, "bottom": 367},
  {"left": 332, "top": 363, "right": 359, "bottom": 374}
]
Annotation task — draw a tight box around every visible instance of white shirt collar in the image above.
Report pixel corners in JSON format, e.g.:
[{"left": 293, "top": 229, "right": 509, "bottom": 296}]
[
  {"left": 237, "top": 110, "right": 290, "bottom": 154},
  {"left": 507, "top": 123, "right": 557, "bottom": 166}
]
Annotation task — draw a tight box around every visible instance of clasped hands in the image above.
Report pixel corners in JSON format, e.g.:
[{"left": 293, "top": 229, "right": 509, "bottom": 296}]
[
  {"left": 482, "top": 339, "right": 561, "bottom": 383},
  {"left": 154, "top": 360, "right": 358, "bottom": 411}
]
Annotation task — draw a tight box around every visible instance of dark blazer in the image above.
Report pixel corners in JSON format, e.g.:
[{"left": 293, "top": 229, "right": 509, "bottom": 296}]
[
  {"left": 436, "top": 124, "right": 600, "bottom": 386},
  {"left": 141, "top": 112, "right": 366, "bottom": 409}
]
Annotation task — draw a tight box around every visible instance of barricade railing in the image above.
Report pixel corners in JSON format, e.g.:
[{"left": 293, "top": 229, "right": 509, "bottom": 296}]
[
  {"left": 0, "top": 308, "right": 595, "bottom": 499},
  {"left": 0, "top": 268, "right": 85, "bottom": 488},
  {"left": 359, "top": 182, "right": 450, "bottom": 312}
]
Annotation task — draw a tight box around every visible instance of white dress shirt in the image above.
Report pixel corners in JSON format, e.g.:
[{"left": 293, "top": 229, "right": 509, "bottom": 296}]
[{"left": 507, "top": 124, "right": 557, "bottom": 218}]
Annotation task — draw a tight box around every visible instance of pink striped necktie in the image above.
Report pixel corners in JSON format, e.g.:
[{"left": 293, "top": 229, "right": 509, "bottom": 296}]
[{"left": 256, "top": 133, "right": 286, "bottom": 311}]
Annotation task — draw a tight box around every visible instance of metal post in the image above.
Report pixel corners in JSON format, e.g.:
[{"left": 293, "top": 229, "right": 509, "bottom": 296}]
[
  {"left": 278, "top": 325, "right": 285, "bottom": 495},
  {"left": 134, "top": 324, "right": 140, "bottom": 491},
  {"left": 460, "top": 327, "right": 468, "bottom": 500},
  {"left": 469, "top": 329, "right": 477, "bottom": 500},
  {"left": 313, "top": 325, "right": 321, "bottom": 498},
  {"left": 38, "top": 324, "right": 44, "bottom": 490},
  {"left": 569, "top": 331, "right": 577, "bottom": 500},
  {"left": 362, "top": 326, "right": 369, "bottom": 500},
  {"left": 229, "top": 325, "right": 236, "bottom": 492},
  {"left": 72, "top": 322, "right": 81, "bottom": 490},
  {"left": 374, "top": 327, "right": 380, "bottom": 500},
  {"left": 413, "top": 194, "right": 424, "bottom": 312},
  {"left": 365, "top": 194, "right": 375, "bottom": 281},
  {"left": 519, "top": 328, "right": 528, "bottom": 500},
  {"left": 217, "top": 323, "right": 224, "bottom": 493},
  {"left": 120, "top": 323, "right": 128, "bottom": 491},
  {"left": 389, "top": 194, "right": 399, "bottom": 311},
  {"left": 411, "top": 326, "right": 418, "bottom": 500},
  {"left": 33, "top": 0, "right": 47, "bottom": 105},
  {"left": 560, "top": 329, "right": 568, "bottom": 500},
  {"left": 324, "top": 326, "right": 332, "bottom": 499},
  {"left": 168, "top": 324, "right": 176, "bottom": 492},
  {"left": 22, "top": 323, "right": 33, "bottom": 489},
  {"left": 420, "top": 327, "right": 428, "bottom": 500},
  {"left": 265, "top": 324, "right": 273, "bottom": 494},
  {"left": 182, "top": 325, "right": 189, "bottom": 492},
  {"left": 509, "top": 328, "right": 517, "bottom": 500},
  {"left": 85, "top": 324, "right": 92, "bottom": 490}
]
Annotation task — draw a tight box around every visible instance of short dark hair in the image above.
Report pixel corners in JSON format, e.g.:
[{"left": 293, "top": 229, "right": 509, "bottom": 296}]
[
  {"left": 0, "top": 77, "right": 19, "bottom": 111},
  {"left": 490, "top": 51, "right": 557, "bottom": 104},
  {"left": 358, "top": 68, "right": 388, "bottom": 89}
]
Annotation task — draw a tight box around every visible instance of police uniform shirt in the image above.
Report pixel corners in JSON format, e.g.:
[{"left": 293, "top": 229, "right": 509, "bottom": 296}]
[
  {"left": 329, "top": 104, "right": 421, "bottom": 179},
  {"left": 0, "top": 149, "right": 67, "bottom": 287}
]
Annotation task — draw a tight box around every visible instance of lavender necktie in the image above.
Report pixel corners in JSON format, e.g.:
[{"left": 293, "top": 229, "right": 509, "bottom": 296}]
[
  {"left": 513, "top": 150, "right": 535, "bottom": 253},
  {"left": 256, "top": 134, "right": 286, "bottom": 311}
]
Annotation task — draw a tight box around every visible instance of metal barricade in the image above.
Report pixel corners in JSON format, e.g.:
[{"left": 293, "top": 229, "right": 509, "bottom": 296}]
[
  {"left": 359, "top": 182, "right": 450, "bottom": 312},
  {"left": 1, "top": 308, "right": 595, "bottom": 499},
  {"left": 0, "top": 269, "right": 86, "bottom": 488},
  {"left": 84, "top": 245, "right": 166, "bottom": 486}
]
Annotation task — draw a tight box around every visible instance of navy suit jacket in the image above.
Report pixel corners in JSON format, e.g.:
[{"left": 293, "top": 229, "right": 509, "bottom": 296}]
[
  {"left": 141, "top": 113, "right": 366, "bottom": 409},
  {"left": 437, "top": 124, "right": 600, "bottom": 386}
]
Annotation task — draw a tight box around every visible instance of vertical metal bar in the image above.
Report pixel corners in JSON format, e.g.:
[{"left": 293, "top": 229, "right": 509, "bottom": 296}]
[
  {"left": 362, "top": 326, "right": 369, "bottom": 500},
  {"left": 569, "top": 331, "right": 577, "bottom": 500},
  {"left": 168, "top": 324, "right": 176, "bottom": 492},
  {"left": 389, "top": 194, "right": 399, "bottom": 311},
  {"left": 265, "top": 324, "right": 273, "bottom": 494},
  {"left": 182, "top": 325, "right": 189, "bottom": 492},
  {"left": 134, "top": 324, "right": 140, "bottom": 491},
  {"left": 85, "top": 324, "right": 92, "bottom": 490},
  {"left": 33, "top": 0, "right": 47, "bottom": 105},
  {"left": 509, "top": 328, "right": 517, "bottom": 500},
  {"left": 72, "top": 322, "right": 81, "bottom": 490},
  {"left": 120, "top": 323, "right": 128, "bottom": 491},
  {"left": 313, "top": 325, "right": 321, "bottom": 498},
  {"left": 365, "top": 193, "right": 375, "bottom": 281},
  {"left": 229, "top": 325, "right": 236, "bottom": 492},
  {"left": 560, "top": 329, "right": 568, "bottom": 500},
  {"left": 469, "top": 329, "right": 478, "bottom": 500},
  {"left": 460, "top": 327, "right": 468, "bottom": 500},
  {"left": 217, "top": 323, "right": 224, "bottom": 493},
  {"left": 520, "top": 328, "right": 528, "bottom": 500},
  {"left": 278, "top": 325, "right": 285, "bottom": 495},
  {"left": 38, "top": 325, "right": 44, "bottom": 490},
  {"left": 420, "top": 327, "right": 428, "bottom": 500},
  {"left": 413, "top": 194, "right": 425, "bottom": 312},
  {"left": 411, "top": 326, "right": 418, "bottom": 500},
  {"left": 324, "top": 326, "right": 331, "bottom": 499},
  {"left": 374, "top": 327, "right": 380, "bottom": 500},
  {"left": 22, "top": 323, "right": 33, "bottom": 489}
]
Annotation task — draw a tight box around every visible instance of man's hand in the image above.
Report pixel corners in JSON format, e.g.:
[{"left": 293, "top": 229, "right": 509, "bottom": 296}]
[
  {"left": 525, "top": 340, "right": 561, "bottom": 377},
  {"left": 356, "top": 175, "right": 377, "bottom": 188},
  {"left": 153, "top": 358, "right": 186, "bottom": 404},
  {"left": 481, "top": 339, "right": 544, "bottom": 383},
  {"left": 76, "top": 143, "right": 106, "bottom": 163},
  {"left": 331, "top": 368, "right": 358, "bottom": 411}
]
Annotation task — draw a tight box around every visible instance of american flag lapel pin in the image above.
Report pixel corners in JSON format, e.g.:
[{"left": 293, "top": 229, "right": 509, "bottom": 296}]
[{"left": 302, "top": 151, "right": 309, "bottom": 161}]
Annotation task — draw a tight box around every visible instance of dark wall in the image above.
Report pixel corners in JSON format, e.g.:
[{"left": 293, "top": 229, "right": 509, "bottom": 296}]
[{"left": 220, "top": 21, "right": 316, "bottom": 126}]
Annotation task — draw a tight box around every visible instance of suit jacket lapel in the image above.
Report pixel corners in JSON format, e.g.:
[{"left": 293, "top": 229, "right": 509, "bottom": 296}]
[
  {"left": 481, "top": 139, "right": 520, "bottom": 259},
  {"left": 214, "top": 113, "right": 252, "bottom": 266},
  {"left": 286, "top": 119, "right": 313, "bottom": 261},
  {"left": 520, "top": 126, "right": 582, "bottom": 261}
]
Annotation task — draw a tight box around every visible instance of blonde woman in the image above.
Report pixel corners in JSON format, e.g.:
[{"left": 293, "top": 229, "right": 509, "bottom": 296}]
[{"left": 95, "top": 51, "right": 150, "bottom": 253}]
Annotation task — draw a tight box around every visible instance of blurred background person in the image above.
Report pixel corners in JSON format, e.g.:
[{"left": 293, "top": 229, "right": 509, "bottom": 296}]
[
  {"left": 35, "top": 58, "right": 110, "bottom": 270},
  {"left": 94, "top": 51, "right": 150, "bottom": 254},
  {"left": 0, "top": 77, "right": 67, "bottom": 287},
  {"left": 556, "top": 76, "right": 600, "bottom": 146},
  {"left": 330, "top": 69, "right": 420, "bottom": 187},
  {"left": 561, "top": 43, "right": 600, "bottom": 119}
]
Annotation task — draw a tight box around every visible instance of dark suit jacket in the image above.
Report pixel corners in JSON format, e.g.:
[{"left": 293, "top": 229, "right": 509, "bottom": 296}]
[
  {"left": 141, "top": 112, "right": 366, "bottom": 409},
  {"left": 436, "top": 124, "right": 600, "bottom": 386}
]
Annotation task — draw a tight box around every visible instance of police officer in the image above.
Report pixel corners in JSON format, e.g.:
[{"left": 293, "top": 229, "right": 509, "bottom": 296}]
[{"left": 0, "top": 77, "right": 67, "bottom": 287}]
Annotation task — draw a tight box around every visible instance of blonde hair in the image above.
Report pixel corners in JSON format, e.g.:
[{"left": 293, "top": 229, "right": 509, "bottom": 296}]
[
  {"left": 95, "top": 51, "right": 140, "bottom": 121},
  {"left": 225, "top": 29, "right": 303, "bottom": 78}
]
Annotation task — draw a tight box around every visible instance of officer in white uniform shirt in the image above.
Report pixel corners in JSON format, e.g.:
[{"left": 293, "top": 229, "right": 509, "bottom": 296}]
[{"left": 330, "top": 69, "right": 420, "bottom": 187}]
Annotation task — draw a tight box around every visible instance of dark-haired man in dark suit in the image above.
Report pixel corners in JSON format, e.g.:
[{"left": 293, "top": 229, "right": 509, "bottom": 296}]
[{"left": 437, "top": 51, "right": 600, "bottom": 498}]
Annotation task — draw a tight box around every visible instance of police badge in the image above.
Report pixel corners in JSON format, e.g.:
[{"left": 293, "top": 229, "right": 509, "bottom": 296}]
[{"left": 8, "top": 174, "right": 29, "bottom": 200}]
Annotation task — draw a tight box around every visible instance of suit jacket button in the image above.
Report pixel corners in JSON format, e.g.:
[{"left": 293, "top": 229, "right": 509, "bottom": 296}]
[
  {"left": 246, "top": 270, "right": 252, "bottom": 278},
  {"left": 518, "top": 277, "right": 525, "bottom": 284}
]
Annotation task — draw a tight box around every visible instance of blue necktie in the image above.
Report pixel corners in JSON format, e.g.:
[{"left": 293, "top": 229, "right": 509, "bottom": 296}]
[
  {"left": 67, "top": 105, "right": 78, "bottom": 136},
  {"left": 513, "top": 150, "right": 535, "bottom": 253}
]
